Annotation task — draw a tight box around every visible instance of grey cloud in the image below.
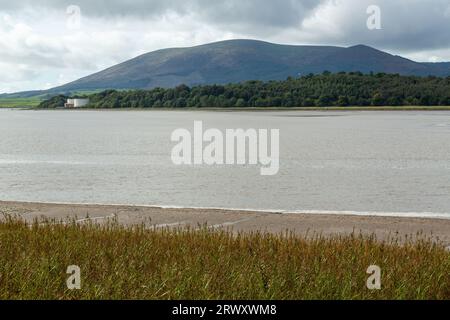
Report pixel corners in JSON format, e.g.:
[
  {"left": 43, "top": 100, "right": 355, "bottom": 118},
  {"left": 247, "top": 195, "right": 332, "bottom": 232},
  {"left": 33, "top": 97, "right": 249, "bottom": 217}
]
[
  {"left": 188, "top": 0, "right": 324, "bottom": 30},
  {"left": 2, "top": 0, "right": 448, "bottom": 51},
  {"left": 2, "top": 0, "right": 450, "bottom": 93},
  {"left": 303, "top": 0, "right": 450, "bottom": 53},
  {"left": 0, "top": 0, "right": 324, "bottom": 30}
]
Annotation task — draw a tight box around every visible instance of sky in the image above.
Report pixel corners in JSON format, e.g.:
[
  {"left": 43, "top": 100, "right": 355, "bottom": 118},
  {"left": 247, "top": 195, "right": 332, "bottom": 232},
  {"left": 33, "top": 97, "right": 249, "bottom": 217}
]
[{"left": 1, "top": 0, "right": 450, "bottom": 93}]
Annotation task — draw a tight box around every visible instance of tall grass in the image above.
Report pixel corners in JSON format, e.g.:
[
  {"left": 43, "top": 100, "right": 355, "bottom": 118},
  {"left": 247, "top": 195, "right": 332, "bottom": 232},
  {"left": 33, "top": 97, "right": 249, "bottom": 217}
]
[{"left": 0, "top": 215, "right": 448, "bottom": 300}]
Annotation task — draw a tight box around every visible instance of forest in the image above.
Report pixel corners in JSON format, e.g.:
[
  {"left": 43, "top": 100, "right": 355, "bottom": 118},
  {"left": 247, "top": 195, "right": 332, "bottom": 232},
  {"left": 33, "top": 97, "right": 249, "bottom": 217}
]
[{"left": 38, "top": 72, "right": 450, "bottom": 109}]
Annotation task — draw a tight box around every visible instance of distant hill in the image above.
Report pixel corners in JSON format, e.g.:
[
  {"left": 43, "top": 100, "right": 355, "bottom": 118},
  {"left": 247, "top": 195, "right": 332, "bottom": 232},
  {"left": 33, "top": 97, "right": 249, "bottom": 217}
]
[{"left": 5, "top": 39, "right": 450, "bottom": 98}]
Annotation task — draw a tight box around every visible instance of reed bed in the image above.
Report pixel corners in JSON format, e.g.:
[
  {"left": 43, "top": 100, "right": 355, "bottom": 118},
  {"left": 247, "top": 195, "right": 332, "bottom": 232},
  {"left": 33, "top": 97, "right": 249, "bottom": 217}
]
[{"left": 0, "top": 215, "right": 448, "bottom": 300}]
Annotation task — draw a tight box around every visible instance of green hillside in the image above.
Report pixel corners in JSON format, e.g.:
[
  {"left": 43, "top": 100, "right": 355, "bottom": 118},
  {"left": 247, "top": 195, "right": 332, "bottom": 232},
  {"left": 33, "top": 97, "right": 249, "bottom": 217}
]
[
  {"left": 6, "top": 40, "right": 450, "bottom": 101},
  {"left": 52, "top": 40, "right": 450, "bottom": 92}
]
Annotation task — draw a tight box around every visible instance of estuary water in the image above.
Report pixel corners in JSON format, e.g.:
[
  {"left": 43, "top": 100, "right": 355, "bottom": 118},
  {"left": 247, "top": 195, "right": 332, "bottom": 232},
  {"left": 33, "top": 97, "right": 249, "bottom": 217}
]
[{"left": 1, "top": 109, "right": 450, "bottom": 218}]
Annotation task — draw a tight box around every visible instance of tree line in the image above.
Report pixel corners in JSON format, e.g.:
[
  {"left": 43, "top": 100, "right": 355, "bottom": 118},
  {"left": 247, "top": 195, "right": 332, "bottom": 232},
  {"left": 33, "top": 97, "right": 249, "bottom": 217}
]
[{"left": 38, "top": 72, "right": 450, "bottom": 109}]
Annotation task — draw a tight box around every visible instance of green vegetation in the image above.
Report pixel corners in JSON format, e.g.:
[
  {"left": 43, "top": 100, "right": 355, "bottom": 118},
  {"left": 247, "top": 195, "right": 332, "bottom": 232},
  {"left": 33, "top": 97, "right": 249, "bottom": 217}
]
[
  {"left": 36, "top": 95, "right": 67, "bottom": 109},
  {"left": 0, "top": 89, "right": 105, "bottom": 108},
  {"left": 38, "top": 72, "right": 450, "bottom": 109},
  {"left": 44, "top": 40, "right": 450, "bottom": 93},
  {"left": 0, "top": 97, "right": 42, "bottom": 108},
  {"left": 0, "top": 215, "right": 448, "bottom": 300}
]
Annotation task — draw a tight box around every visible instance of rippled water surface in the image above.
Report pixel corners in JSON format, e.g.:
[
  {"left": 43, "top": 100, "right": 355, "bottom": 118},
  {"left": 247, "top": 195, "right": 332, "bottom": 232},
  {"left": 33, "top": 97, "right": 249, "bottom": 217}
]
[{"left": 1, "top": 109, "right": 449, "bottom": 216}]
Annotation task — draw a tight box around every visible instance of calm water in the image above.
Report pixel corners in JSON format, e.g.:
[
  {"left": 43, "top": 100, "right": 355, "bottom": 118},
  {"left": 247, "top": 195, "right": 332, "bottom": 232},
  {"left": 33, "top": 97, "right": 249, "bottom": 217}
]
[{"left": 1, "top": 109, "right": 450, "bottom": 217}]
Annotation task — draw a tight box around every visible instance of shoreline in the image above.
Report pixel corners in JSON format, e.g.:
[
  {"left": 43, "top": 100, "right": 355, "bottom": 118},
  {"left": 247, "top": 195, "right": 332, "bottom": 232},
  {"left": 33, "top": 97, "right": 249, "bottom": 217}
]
[
  {"left": 4, "top": 106, "right": 450, "bottom": 111},
  {"left": 3, "top": 200, "right": 450, "bottom": 220},
  {"left": 2, "top": 200, "right": 450, "bottom": 246}
]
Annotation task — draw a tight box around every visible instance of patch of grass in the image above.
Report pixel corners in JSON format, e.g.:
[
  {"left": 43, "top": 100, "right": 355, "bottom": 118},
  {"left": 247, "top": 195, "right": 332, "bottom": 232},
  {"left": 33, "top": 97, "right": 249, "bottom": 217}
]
[
  {"left": 0, "top": 216, "right": 448, "bottom": 300},
  {"left": 0, "top": 97, "right": 42, "bottom": 108}
]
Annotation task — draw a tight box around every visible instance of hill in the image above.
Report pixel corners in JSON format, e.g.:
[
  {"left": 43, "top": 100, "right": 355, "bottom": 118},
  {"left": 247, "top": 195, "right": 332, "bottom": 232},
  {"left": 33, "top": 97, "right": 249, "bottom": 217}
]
[
  {"left": 53, "top": 40, "right": 450, "bottom": 91},
  {"left": 6, "top": 39, "right": 450, "bottom": 100}
]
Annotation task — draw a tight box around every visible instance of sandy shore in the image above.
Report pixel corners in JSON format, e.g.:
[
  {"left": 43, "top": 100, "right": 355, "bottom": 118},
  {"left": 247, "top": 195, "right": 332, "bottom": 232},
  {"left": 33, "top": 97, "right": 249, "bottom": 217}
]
[{"left": 1, "top": 201, "right": 450, "bottom": 246}]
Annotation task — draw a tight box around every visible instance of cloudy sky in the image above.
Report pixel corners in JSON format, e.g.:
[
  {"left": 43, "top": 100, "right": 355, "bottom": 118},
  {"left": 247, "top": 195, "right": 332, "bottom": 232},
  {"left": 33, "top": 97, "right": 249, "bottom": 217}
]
[{"left": 1, "top": 0, "right": 450, "bottom": 93}]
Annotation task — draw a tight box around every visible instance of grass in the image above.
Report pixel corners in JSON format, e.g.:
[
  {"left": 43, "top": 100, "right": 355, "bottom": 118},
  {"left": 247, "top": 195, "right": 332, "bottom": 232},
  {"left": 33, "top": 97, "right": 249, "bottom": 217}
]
[
  {"left": 0, "top": 90, "right": 106, "bottom": 108},
  {"left": 0, "top": 97, "right": 42, "bottom": 108},
  {"left": 0, "top": 215, "right": 449, "bottom": 300}
]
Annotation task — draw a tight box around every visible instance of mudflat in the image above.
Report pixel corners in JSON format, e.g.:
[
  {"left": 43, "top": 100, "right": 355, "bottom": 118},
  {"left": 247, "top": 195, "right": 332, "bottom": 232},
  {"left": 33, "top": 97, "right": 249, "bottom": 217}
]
[{"left": 1, "top": 201, "right": 450, "bottom": 246}]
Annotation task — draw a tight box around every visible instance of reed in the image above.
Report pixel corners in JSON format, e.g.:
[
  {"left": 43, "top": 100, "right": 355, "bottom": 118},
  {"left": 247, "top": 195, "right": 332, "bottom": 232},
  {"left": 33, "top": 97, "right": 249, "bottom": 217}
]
[{"left": 0, "top": 215, "right": 448, "bottom": 300}]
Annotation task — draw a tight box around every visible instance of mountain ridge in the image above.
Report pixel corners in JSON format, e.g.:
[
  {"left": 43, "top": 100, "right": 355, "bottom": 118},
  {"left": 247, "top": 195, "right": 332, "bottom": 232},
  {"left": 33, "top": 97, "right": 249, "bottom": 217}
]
[{"left": 4, "top": 39, "right": 450, "bottom": 97}]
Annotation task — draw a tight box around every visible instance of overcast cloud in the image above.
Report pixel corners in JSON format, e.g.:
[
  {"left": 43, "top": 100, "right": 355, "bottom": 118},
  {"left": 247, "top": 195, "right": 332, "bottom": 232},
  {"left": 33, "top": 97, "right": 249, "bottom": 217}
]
[{"left": 1, "top": 0, "right": 449, "bottom": 93}]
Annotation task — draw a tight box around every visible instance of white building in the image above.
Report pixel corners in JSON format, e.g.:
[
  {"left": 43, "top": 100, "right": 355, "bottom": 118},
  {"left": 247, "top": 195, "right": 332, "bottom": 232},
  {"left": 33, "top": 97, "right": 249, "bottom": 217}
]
[{"left": 65, "top": 98, "right": 89, "bottom": 108}]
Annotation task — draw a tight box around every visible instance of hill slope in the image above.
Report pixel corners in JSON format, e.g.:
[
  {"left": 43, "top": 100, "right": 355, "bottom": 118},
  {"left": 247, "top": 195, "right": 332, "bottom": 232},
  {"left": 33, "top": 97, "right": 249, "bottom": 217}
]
[{"left": 6, "top": 40, "right": 450, "bottom": 98}]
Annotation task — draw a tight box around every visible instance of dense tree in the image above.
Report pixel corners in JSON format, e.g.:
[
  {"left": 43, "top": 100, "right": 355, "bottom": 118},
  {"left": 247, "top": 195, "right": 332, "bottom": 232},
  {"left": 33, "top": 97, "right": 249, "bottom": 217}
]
[{"left": 38, "top": 73, "right": 450, "bottom": 109}]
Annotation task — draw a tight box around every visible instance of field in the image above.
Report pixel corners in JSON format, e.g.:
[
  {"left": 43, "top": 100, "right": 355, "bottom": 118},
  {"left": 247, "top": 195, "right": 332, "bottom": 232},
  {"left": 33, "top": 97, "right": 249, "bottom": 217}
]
[
  {"left": 0, "top": 215, "right": 448, "bottom": 300},
  {"left": 0, "top": 90, "right": 102, "bottom": 108},
  {"left": 0, "top": 97, "right": 42, "bottom": 108}
]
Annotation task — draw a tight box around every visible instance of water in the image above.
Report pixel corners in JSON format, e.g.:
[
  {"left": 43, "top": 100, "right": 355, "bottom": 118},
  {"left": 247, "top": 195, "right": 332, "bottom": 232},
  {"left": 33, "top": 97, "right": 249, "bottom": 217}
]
[{"left": 1, "top": 109, "right": 450, "bottom": 217}]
